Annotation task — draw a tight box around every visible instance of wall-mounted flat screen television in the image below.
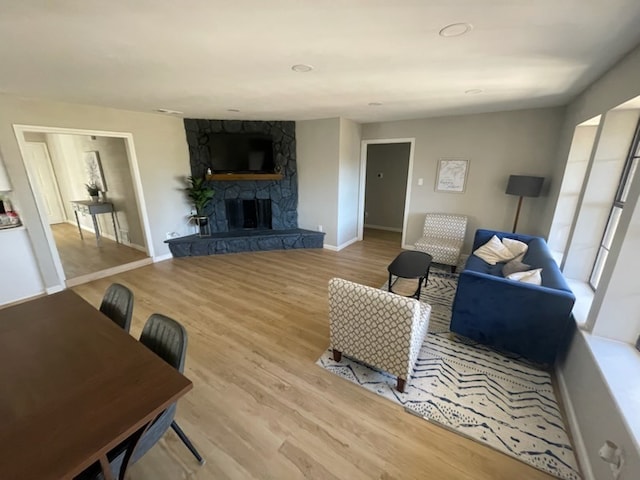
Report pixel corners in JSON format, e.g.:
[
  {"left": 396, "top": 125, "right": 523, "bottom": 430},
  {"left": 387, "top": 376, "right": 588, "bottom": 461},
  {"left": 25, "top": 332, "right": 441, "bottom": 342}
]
[{"left": 209, "top": 133, "right": 274, "bottom": 173}]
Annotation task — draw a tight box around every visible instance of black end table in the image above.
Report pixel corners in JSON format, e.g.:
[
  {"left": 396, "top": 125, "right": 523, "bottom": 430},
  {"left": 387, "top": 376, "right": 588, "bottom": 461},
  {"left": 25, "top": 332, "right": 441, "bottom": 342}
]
[{"left": 387, "top": 251, "right": 433, "bottom": 300}]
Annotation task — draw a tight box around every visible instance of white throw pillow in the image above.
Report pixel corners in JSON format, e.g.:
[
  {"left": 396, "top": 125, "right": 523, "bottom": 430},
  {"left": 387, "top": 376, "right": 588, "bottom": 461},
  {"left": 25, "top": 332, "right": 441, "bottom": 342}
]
[
  {"left": 502, "top": 238, "right": 528, "bottom": 258},
  {"left": 506, "top": 268, "right": 543, "bottom": 285},
  {"left": 473, "top": 235, "right": 515, "bottom": 265}
]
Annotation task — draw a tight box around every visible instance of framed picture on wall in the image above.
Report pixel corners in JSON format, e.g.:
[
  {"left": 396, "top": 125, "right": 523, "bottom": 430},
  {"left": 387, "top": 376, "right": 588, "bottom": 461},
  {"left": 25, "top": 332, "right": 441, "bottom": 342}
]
[
  {"left": 84, "top": 151, "right": 107, "bottom": 192},
  {"left": 435, "top": 158, "right": 469, "bottom": 193}
]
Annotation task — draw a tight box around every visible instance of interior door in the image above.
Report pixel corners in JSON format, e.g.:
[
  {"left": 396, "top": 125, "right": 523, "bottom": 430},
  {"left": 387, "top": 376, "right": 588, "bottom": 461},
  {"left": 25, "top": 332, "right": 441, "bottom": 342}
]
[{"left": 25, "top": 142, "right": 66, "bottom": 224}]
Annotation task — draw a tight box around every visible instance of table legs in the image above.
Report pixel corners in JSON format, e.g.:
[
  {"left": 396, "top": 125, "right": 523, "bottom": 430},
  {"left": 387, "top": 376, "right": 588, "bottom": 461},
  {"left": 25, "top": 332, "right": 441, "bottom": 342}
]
[
  {"left": 91, "top": 213, "right": 101, "bottom": 247},
  {"left": 74, "top": 210, "right": 84, "bottom": 240},
  {"left": 110, "top": 212, "right": 119, "bottom": 244}
]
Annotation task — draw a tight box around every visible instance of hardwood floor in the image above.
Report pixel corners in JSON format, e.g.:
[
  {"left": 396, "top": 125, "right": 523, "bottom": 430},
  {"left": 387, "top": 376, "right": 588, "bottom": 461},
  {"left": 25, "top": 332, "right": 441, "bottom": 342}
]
[
  {"left": 51, "top": 223, "right": 149, "bottom": 279},
  {"left": 72, "top": 229, "right": 554, "bottom": 480}
]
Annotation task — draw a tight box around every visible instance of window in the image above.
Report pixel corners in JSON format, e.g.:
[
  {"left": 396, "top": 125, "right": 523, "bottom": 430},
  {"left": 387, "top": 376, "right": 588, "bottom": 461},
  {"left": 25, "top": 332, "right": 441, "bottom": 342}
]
[{"left": 590, "top": 119, "right": 640, "bottom": 288}]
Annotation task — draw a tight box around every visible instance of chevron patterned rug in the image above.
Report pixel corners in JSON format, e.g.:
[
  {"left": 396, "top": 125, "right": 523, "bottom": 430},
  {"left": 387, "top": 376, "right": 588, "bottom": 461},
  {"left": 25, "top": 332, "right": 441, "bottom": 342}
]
[{"left": 317, "top": 271, "right": 581, "bottom": 480}]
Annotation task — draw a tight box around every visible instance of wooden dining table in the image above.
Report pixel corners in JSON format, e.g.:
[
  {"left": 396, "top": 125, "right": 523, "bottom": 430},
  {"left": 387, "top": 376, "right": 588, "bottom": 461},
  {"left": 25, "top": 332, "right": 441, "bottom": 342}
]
[{"left": 0, "top": 290, "right": 193, "bottom": 480}]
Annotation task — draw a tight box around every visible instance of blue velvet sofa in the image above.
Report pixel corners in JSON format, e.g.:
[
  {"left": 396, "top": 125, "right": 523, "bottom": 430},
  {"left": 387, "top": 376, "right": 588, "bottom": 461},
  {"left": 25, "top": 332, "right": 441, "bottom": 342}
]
[{"left": 450, "top": 229, "right": 575, "bottom": 365}]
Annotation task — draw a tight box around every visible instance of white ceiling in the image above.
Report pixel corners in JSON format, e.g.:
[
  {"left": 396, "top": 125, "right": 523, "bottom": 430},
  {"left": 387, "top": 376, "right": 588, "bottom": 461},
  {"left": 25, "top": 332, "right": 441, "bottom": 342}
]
[{"left": 1, "top": 1, "right": 640, "bottom": 123}]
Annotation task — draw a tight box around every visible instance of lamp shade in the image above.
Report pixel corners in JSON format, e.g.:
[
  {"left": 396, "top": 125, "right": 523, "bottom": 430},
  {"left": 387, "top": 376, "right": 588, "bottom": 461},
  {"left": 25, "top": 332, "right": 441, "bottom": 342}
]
[{"left": 506, "top": 175, "right": 544, "bottom": 197}]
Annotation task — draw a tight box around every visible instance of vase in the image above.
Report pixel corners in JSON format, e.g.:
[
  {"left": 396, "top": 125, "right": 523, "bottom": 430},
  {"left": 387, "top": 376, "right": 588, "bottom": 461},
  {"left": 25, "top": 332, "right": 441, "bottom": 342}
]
[{"left": 194, "top": 216, "right": 210, "bottom": 237}]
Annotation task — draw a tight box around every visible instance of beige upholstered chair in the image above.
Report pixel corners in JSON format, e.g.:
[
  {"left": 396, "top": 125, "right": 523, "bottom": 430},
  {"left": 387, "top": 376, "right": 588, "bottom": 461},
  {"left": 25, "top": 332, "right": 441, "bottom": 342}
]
[
  {"left": 328, "top": 278, "right": 431, "bottom": 392},
  {"left": 414, "top": 213, "right": 468, "bottom": 272}
]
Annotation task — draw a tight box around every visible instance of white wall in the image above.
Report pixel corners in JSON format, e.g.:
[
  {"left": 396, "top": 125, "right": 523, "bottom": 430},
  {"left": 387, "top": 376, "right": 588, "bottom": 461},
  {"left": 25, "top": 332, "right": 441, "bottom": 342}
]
[
  {"left": 364, "top": 143, "right": 411, "bottom": 231},
  {"left": 558, "top": 328, "right": 640, "bottom": 480},
  {"left": 544, "top": 43, "right": 640, "bottom": 480},
  {"left": 0, "top": 94, "right": 192, "bottom": 289},
  {"left": 337, "top": 118, "right": 361, "bottom": 247},
  {"left": 296, "top": 118, "right": 340, "bottom": 246},
  {"left": 362, "top": 107, "right": 566, "bottom": 251}
]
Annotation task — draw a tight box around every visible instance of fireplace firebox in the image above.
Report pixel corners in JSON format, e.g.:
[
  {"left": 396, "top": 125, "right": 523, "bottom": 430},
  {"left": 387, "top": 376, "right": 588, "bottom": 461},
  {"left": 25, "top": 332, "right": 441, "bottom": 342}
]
[{"left": 225, "top": 199, "right": 272, "bottom": 231}]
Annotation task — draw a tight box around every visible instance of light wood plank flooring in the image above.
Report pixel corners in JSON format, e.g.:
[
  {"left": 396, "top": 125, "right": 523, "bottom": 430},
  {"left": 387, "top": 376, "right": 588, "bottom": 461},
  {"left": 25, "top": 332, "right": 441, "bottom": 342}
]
[
  {"left": 52, "top": 223, "right": 148, "bottom": 279},
  {"left": 72, "top": 229, "right": 554, "bottom": 480}
]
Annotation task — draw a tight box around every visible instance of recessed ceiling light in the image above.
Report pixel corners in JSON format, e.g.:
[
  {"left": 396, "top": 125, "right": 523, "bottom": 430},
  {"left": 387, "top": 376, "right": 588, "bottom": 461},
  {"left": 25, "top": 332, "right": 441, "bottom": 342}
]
[
  {"left": 465, "top": 89, "right": 483, "bottom": 95},
  {"left": 291, "top": 64, "right": 314, "bottom": 73},
  {"left": 439, "top": 23, "right": 473, "bottom": 37},
  {"left": 227, "top": 108, "right": 240, "bottom": 113},
  {"left": 368, "top": 102, "right": 383, "bottom": 106},
  {"left": 154, "top": 108, "right": 183, "bottom": 115}
]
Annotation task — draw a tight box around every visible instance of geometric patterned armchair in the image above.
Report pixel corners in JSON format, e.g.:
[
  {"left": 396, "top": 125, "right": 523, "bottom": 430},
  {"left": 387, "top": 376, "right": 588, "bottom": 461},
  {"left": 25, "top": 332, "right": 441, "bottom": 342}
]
[
  {"left": 414, "top": 213, "right": 468, "bottom": 272},
  {"left": 328, "top": 278, "right": 431, "bottom": 392}
]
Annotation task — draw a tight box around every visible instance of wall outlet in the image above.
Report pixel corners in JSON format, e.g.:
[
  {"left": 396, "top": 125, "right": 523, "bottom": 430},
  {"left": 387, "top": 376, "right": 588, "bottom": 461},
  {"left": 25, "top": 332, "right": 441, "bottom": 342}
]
[
  {"left": 418, "top": 178, "right": 424, "bottom": 186},
  {"left": 189, "top": 209, "right": 197, "bottom": 216},
  {"left": 165, "top": 231, "right": 180, "bottom": 240},
  {"left": 318, "top": 225, "right": 323, "bottom": 232}
]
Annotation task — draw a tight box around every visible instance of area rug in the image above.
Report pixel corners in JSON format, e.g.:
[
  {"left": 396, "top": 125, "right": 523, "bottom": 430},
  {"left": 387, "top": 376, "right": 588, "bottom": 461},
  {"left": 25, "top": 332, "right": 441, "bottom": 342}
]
[{"left": 317, "top": 272, "right": 581, "bottom": 480}]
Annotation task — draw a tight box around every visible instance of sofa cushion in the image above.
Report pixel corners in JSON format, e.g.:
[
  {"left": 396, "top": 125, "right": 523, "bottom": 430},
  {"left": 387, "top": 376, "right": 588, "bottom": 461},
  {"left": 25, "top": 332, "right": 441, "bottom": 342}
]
[
  {"left": 502, "top": 238, "right": 528, "bottom": 258},
  {"left": 502, "top": 258, "right": 532, "bottom": 277},
  {"left": 506, "top": 268, "right": 543, "bottom": 285},
  {"left": 473, "top": 235, "right": 515, "bottom": 265}
]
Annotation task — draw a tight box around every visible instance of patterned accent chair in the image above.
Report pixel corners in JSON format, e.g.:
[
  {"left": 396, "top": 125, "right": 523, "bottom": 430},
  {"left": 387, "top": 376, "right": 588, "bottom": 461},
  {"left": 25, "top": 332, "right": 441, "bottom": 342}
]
[
  {"left": 414, "top": 213, "right": 468, "bottom": 272},
  {"left": 328, "top": 278, "right": 431, "bottom": 392}
]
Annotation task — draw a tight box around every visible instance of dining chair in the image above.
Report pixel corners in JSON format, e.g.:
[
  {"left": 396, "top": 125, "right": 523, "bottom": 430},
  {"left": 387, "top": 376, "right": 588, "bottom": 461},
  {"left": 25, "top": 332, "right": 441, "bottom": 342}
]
[
  {"left": 74, "top": 314, "right": 203, "bottom": 480},
  {"left": 136, "top": 314, "right": 205, "bottom": 465},
  {"left": 99, "top": 283, "right": 134, "bottom": 332}
]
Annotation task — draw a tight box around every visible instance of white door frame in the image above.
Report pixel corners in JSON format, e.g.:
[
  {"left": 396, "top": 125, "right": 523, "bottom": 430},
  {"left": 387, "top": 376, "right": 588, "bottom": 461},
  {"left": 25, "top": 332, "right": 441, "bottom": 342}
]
[
  {"left": 357, "top": 138, "right": 415, "bottom": 248},
  {"left": 13, "top": 125, "right": 155, "bottom": 286}
]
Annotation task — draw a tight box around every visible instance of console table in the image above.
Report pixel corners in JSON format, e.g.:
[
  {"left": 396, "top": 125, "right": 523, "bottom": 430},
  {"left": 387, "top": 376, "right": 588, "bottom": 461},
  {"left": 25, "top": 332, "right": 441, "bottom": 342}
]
[{"left": 71, "top": 200, "right": 119, "bottom": 246}]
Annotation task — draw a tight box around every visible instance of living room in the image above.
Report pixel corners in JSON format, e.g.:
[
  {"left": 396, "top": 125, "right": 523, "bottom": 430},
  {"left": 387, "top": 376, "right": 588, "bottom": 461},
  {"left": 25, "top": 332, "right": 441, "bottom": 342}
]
[{"left": 1, "top": 2, "right": 640, "bottom": 479}]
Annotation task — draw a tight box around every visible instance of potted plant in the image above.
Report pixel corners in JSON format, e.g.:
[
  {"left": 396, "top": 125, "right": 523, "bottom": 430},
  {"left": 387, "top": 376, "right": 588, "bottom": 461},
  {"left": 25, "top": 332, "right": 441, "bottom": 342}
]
[
  {"left": 185, "top": 176, "right": 214, "bottom": 236},
  {"left": 86, "top": 183, "right": 100, "bottom": 202}
]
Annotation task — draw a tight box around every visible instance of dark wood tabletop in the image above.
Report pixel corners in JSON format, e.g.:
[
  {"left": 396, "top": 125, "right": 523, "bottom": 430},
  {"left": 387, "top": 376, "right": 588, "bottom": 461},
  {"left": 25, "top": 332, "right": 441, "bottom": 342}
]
[{"left": 0, "top": 290, "right": 193, "bottom": 479}]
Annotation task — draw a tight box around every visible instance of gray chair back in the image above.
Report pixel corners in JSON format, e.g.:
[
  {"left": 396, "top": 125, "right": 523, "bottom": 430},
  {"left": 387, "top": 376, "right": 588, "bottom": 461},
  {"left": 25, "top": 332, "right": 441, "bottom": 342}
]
[
  {"left": 99, "top": 283, "right": 134, "bottom": 332},
  {"left": 140, "top": 313, "right": 188, "bottom": 373}
]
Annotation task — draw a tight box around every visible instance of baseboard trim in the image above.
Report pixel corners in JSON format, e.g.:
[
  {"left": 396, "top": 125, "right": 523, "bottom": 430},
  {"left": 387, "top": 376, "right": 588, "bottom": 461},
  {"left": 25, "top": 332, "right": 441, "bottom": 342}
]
[
  {"left": 153, "top": 253, "right": 174, "bottom": 263},
  {"left": 46, "top": 285, "right": 65, "bottom": 295},
  {"left": 0, "top": 291, "right": 47, "bottom": 310},
  {"left": 555, "top": 365, "right": 595, "bottom": 480},
  {"left": 364, "top": 224, "right": 403, "bottom": 233},
  {"left": 65, "top": 258, "right": 153, "bottom": 287},
  {"left": 402, "top": 243, "right": 415, "bottom": 251},
  {"left": 324, "top": 237, "right": 359, "bottom": 252}
]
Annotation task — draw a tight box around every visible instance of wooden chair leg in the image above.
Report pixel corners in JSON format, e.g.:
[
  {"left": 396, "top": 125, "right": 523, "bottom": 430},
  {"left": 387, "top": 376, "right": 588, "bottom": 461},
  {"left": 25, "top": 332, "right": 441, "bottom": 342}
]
[
  {"left": 332, "top": 349, "right": 342, "bottom": 362},
  {"left": 396, "top": 377, "right": 406, "bottom": 393}
]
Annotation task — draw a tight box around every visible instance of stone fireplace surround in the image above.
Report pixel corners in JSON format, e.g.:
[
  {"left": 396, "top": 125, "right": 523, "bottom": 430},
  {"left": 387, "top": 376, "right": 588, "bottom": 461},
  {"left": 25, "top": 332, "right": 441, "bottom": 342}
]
[
  {"left": 184, "top": 118, "right": 298, "bottom": 233},
  {"left": 166, "top": 118, "right": 325, "bottom": 256}
]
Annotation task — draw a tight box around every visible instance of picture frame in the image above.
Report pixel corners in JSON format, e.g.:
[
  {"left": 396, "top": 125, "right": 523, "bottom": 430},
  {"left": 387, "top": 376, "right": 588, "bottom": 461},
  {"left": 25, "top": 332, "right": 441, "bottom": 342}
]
[
  {"left": 435, "top": 158, "right": 469, "bottom": 193},
  {"left": 84, "top": 151, "right": 107, "bottom": 192}
]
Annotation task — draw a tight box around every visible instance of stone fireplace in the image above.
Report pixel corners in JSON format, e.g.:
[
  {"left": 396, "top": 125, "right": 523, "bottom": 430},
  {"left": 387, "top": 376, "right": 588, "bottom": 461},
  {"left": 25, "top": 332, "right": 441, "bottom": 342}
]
[
  {"left": 184, "top": 119, "right": 298, "bottom": 233},
  {"left": 166, "top": 118, "right": 325, "bottom": 256}
]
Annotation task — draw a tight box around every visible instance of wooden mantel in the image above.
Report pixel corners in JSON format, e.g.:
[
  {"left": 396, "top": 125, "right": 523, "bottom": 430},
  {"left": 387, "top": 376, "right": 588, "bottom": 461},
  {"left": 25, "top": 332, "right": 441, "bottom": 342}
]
[{"left": 206, "top": 173, "right": 283, "bottom": 181}]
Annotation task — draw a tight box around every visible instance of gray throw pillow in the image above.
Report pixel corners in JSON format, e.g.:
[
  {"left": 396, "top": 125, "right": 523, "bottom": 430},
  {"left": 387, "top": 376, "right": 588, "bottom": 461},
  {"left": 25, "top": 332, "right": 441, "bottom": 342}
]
[{"left": 502, "top": 259, "right": 531, "bottom": 277}]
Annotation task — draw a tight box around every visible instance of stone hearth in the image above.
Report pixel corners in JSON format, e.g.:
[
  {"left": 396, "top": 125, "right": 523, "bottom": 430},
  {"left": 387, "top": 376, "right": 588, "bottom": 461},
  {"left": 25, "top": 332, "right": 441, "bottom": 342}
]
[{"left": 166, "top": 229, "right": 325, "bottom": 256}]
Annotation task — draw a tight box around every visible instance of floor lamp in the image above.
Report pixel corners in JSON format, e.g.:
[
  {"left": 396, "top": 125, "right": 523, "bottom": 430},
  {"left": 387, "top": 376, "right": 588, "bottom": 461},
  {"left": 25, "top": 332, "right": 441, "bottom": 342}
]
[{"left": 506, "top": 175, "right": 544, "bottom": 233}]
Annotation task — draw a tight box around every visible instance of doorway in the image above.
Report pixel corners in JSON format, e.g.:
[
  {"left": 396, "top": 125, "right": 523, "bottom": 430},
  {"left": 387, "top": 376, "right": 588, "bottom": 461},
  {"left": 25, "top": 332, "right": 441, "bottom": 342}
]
[
  {"left": 358, "top": 139, "right": 414, "bottom": 247},
  {"left": 15, "top": 126, "right": 154, "bottom": 286}
]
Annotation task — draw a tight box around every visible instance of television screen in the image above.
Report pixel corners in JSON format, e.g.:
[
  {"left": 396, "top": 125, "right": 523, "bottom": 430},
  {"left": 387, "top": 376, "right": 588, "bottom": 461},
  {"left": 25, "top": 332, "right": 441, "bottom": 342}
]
[{"left": 209, "top": 133, "right": 274, "bottom": 173}]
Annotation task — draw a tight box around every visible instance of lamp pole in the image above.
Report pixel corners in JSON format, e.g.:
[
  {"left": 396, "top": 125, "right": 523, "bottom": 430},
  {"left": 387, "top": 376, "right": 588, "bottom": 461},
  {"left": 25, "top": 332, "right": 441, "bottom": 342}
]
[{"left": 512, "top": 195, "right": 524, "bottom": 233}]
